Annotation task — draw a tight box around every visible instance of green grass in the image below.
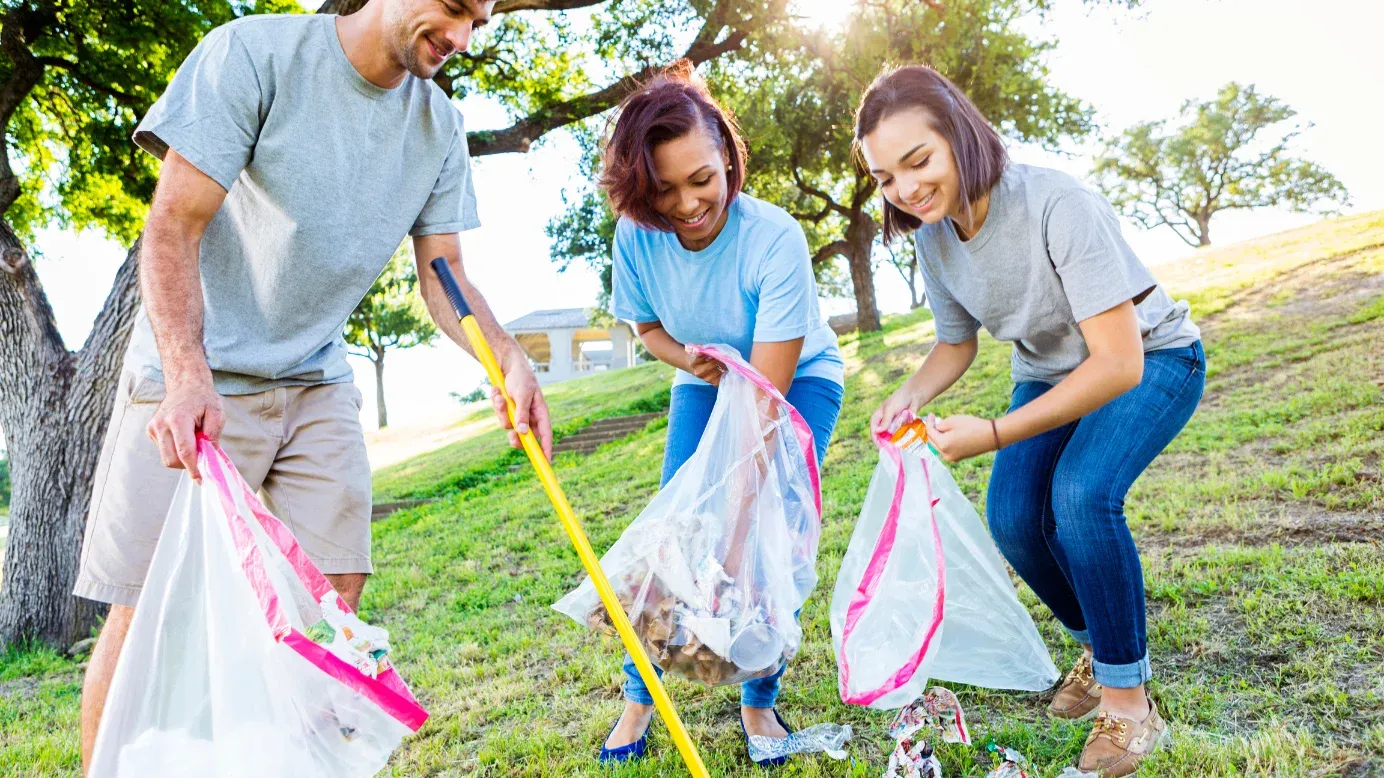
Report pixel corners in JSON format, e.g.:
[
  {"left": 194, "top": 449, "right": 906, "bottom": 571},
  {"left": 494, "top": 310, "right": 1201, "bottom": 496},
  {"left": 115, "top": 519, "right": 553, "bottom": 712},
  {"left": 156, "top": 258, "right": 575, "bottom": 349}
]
[
  {"left": 372, "top": 361, "right": 676, "bottom": 501},
  {"left": 4, "top": 212, "right": 1383, "bottom": 776}
]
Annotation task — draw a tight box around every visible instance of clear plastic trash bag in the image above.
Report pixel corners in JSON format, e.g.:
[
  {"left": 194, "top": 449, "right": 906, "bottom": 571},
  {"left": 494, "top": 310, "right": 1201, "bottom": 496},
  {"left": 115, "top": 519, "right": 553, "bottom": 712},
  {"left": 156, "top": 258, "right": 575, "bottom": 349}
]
[
  {"left": 89, "top": 438, "right": 428, "bottom": 778},
  {"left": 553, "top": 344, "right": 822, "bottom": 686},
  {"left": 831, "top": 429, "right": 1059, "bottom": 709}
]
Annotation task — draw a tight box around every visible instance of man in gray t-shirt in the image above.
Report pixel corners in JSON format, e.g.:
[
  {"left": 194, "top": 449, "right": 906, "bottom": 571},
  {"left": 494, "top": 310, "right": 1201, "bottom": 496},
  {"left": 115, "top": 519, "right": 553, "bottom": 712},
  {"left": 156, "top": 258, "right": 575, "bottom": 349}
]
[{"left": 76, "top": 2, "right": 550, "bottom": 770}]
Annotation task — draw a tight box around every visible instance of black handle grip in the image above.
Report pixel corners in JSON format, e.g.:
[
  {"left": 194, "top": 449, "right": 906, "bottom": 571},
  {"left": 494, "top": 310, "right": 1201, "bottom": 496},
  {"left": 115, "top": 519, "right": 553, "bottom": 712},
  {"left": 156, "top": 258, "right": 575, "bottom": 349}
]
[{"left": 429, "top": 257, "right": 473, "bottom": 319}]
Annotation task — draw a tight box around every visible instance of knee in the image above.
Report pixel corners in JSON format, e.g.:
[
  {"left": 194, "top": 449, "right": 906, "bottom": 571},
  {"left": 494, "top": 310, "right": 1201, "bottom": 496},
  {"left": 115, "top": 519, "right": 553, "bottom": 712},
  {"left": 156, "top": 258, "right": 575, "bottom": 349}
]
[
  {"left": 326, "top": 574, "right": 369, "bottom": 611},
  {"left": 96, "top": 605, "right": 135, "bottom": 652},
  {"left": 985, "top": 487, "right": 1043, "bottom": 560},
  {"left": 1051, "top": 475, "right": 1122, "bottom": 530}
]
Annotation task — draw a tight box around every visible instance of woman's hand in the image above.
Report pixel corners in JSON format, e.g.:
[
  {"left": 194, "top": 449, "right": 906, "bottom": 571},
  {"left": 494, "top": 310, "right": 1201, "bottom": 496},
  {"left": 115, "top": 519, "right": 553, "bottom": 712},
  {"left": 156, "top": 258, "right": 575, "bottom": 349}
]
[
  {"left": 925, "top": 414, "right": 999, "bottom": 463},
  {"left": 687, "top": 352, "right": 726, "bottom": 385},
  {"left": 871, "top": 384, "right": 921, "bottom": 437}
]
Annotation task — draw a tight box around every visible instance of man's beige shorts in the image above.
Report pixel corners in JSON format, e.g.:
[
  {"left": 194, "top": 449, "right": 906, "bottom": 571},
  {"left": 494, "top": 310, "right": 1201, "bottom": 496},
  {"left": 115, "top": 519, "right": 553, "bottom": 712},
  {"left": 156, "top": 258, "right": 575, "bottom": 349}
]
[{"left": 75, "top": 370, "right": 374, "bottom": 608}]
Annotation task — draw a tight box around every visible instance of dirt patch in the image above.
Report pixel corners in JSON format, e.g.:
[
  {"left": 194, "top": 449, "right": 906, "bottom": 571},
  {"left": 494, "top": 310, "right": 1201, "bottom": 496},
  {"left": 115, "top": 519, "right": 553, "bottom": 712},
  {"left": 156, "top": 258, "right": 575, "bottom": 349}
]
[
  {"left": 1200, "top": 249, "right": 1384, "bottom": 329},
  {"left": 1139, "top": 503, "right": 1384, "bottom": 555}
]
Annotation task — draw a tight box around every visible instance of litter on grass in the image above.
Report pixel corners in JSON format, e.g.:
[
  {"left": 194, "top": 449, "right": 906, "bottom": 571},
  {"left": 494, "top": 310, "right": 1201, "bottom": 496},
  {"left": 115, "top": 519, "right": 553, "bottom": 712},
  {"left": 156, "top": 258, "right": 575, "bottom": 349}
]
[{"left": 746, "top": 722, "right": 853, "bottom": 763}]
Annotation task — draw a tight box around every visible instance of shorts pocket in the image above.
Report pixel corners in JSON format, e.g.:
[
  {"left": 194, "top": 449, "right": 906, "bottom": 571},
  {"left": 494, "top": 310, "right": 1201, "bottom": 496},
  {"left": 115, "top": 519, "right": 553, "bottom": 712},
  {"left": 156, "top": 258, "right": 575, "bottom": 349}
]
[{"left": 127, "top": 373, "right": 167, "bottom": 405}]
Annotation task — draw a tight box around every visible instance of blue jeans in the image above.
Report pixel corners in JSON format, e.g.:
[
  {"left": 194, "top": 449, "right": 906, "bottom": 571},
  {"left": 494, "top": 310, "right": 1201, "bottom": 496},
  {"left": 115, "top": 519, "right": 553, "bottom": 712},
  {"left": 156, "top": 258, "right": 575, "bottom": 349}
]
[
  {"left": 986, "top": 342, "right": 1205, "bottom": 689},
  {"left": 623, "top": 376, "right": 844, "bottom": 708}
]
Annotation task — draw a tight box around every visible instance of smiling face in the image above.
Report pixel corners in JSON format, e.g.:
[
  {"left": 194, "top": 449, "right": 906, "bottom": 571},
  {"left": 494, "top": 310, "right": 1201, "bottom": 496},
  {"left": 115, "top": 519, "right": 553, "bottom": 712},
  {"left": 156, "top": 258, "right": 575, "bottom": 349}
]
[
  {"left": 859, "top": 107, "right": 964, "bottom": 228},
  {"left": 650, "top": 125, "right": 731, "bottom": 250},
  {"left": 384, "top": 0, "right": 494, "bottom": 80}
]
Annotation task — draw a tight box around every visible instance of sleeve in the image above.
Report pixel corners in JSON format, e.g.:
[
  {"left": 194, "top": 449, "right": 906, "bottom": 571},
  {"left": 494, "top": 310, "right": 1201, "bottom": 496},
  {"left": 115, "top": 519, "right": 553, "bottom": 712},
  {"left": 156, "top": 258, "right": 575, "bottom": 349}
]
[
  {"left": 1045, "top": 189, "right": 1158, "bottom": 322},
  {"left": 610, "top": 221, "right": 657, "bottom": 323},
  {"left": 132, "top": 25, "right": 263, "bottom": 191},
  {"left": 752, "top": 226, "right": 819, "bottom": 342},
  {"left": 916, "top": 234, "right": 981, "bottom": 343},
  {"left": 411, "top": 123, "right": 483, "bottom": 235}
]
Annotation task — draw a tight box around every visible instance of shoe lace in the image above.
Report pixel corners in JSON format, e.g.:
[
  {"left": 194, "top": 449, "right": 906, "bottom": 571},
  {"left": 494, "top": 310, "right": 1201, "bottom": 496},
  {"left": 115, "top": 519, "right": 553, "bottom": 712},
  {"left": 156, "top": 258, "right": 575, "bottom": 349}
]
[
  {"left": 1091, "top": 712, "right": 1129, "bottom": 745},
  {"left": 1063, "top": 655, "right": 1094, "bottom": 688}
]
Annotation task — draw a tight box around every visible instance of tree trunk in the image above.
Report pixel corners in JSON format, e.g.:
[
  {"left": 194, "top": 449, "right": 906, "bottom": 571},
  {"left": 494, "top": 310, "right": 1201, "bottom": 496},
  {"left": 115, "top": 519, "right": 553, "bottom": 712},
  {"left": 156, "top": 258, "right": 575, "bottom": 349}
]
[
  {"left": 1197, "top": 214, "right": 1212, "bottom": 247},
  {"left": 845, "top": 211, "right": 881, "bottom": 332},
  {"left": 374, "top": 347, "right": 387, "bottom": 430},
  {"left": 0, "top": 223, "right": 141, "bottom": 649},
  {"left": 906, "top": 254, "right": 922, "bottom": 309}
]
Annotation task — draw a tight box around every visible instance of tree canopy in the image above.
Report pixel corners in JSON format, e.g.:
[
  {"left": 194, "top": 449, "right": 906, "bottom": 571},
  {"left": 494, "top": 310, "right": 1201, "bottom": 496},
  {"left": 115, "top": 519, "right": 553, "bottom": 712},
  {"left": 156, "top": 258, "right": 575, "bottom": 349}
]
[{"left": 1092, "top": 82, "right": 1350, "bottom": 247}]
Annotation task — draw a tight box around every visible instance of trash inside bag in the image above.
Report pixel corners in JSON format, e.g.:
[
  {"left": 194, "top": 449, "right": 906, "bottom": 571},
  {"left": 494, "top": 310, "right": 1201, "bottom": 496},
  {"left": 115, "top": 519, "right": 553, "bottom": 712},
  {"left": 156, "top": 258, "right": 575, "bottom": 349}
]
[
  {"left": 88, "top": 438, "right": 427, "bottom": 778},
  {"left": 746, "top": 723, "right": 852, "bottom": 763},
  {"left": 554, "top": 344, "right": 821, "bottom": 686},
  {"left": 832, "top": 427, "right": 1059, "bottom": 708}
]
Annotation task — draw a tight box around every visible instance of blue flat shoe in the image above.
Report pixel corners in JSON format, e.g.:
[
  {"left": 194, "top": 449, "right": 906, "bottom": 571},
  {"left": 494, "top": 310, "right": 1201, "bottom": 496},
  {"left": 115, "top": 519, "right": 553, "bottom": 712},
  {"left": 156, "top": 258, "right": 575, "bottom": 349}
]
[
  {"left": 740, "top": 708, "right": 794, "bottom": 767},
  {"left": 598, "top": 714, "right": 652, "bottom": 764}
]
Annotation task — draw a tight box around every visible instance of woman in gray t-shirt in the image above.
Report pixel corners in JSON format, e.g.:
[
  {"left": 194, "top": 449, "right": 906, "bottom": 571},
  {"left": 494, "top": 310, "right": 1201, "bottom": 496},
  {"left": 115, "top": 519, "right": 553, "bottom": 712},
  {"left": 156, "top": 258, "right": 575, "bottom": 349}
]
[{"left": 856, "top": 65, "right": 1205, "bottom": 776}]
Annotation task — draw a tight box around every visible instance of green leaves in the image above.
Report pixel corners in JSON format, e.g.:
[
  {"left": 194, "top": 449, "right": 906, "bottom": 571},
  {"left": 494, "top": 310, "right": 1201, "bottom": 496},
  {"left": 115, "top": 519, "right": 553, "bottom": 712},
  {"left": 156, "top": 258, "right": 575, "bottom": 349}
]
[
  {"left": 0, "top": 0, "right": 303, "bottom": 243},
  {"left": 1092, "top": 82, "right": 1351, "bottom": 247}
]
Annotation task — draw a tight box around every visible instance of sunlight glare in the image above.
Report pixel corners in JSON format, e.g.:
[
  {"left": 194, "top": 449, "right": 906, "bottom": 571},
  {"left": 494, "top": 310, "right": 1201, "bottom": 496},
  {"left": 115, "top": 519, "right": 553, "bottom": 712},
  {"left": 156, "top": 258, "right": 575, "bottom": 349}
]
[{"left": 791, "top": 0, "right": 856, "bottom": 30}]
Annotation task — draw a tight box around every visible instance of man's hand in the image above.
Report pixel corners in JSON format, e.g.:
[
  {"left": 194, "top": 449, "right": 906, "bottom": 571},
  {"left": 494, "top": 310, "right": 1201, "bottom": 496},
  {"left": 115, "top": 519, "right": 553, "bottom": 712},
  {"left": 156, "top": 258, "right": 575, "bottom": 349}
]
[
  {"left": 146, "top": 378, "right": 224, "bottom": 483},
  {"left": 489, "top": 352, "right": 553, "bottom": 461}
]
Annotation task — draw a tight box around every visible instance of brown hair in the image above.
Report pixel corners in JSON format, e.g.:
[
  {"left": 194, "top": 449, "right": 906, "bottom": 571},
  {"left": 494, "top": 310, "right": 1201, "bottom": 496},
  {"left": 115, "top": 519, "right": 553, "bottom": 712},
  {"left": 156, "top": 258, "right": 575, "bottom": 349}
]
[
  {"left": 599, "top": 60, "right": 748, "bottom": 231},
  {"left": 854, "top": 65, "right": 1008, "bottom": 242}
]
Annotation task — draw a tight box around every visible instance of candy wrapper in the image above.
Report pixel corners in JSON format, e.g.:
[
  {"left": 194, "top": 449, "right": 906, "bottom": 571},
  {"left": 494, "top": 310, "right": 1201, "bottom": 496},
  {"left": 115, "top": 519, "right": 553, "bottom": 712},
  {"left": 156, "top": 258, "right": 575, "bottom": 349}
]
[
  {"left": 880, "top": 687, "right": 971, "bottom": 778},
  {"left": 985, "top": 743, "right": 1032, "bottom": 778},
  {"left": 888, "top": 687, "right": 971, "bottom": 745},
  {"left": 885, "top": 737, "right": 943, "bottom": 778}
]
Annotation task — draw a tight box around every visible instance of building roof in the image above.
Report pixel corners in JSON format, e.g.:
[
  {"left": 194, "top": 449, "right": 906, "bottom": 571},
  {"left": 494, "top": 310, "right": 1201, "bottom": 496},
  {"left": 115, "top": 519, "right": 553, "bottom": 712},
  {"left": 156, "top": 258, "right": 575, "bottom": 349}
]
[{"left": 504, "top": 308, "right": 593, "bottom": 331}]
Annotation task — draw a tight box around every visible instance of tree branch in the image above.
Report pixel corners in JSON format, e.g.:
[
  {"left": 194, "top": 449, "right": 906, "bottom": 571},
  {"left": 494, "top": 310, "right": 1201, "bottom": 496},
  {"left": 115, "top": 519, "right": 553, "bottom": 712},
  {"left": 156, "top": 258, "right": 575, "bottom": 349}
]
[
  {"left": 811, "top": 239, "right": 850, "bottom": 266},
  {"left": 0, "top": 8, "right": 50, "bottom": 215},
  {"left": 789, "top": 204, "right": 834, "bottom": 223},
  {"left": 494, "top": 0, "right": 610, "bottom": 11},
  {"left": 35, "top": 56, "right": 140, "bottom": 107},
  {"left": 790, "top": 161, "right": 851, "bottom": 218},
  {"left": 466, "top": 1, "right": 750, "bottom": 156}
]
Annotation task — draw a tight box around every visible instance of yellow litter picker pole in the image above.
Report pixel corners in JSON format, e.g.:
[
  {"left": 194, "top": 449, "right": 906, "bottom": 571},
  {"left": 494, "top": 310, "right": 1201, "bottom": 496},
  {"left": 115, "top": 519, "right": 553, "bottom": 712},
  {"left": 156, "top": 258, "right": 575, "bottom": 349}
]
[{"left": 429, "top": 258, "right": 710, "bottom": 778}]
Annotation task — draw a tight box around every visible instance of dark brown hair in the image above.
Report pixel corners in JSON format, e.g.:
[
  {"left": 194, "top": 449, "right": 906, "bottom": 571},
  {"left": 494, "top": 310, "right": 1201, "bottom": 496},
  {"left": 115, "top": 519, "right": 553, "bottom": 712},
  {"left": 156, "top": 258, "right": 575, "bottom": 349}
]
[
  {"left": 599, "top": 60, "right": 748, "bottom": 231},
  {"left": 854, "top": 65, "right": 1008, "bottom": 242}
]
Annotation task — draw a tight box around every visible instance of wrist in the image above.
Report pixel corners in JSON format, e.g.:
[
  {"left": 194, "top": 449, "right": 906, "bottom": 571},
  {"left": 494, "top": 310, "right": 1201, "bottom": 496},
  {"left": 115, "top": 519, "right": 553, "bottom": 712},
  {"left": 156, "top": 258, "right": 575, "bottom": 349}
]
[
  {"left": 163, "top": 357, "right": 213, "bottom": 391},
  {"left": 991, "top": 416, "right": 1011, "bottom": 451}
]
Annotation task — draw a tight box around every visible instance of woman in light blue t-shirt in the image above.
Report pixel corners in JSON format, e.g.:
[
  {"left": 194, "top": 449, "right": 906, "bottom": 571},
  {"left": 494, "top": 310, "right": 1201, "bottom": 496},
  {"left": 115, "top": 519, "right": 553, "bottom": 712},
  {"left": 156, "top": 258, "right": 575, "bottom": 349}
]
[{"left": 596, "top": 63, "right": 845, "bottom": 767}]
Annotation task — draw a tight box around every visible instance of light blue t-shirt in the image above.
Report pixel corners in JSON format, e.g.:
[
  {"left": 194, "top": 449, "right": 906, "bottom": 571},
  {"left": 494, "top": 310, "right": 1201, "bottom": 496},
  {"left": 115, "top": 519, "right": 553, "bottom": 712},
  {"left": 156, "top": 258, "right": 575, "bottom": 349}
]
[{"left": 611, "top": 194, "right": 844, "bottom": 388}]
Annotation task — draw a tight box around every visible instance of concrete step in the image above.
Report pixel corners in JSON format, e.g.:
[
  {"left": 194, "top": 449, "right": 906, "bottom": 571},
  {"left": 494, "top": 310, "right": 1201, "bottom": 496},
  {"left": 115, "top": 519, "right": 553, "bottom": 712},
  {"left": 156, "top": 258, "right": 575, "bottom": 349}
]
[
  {"left": 551, "top": 411, "right": 666, "bottom": 455},
  {"left": 371, "top": 498, "right": 435, "bottom": 521}
]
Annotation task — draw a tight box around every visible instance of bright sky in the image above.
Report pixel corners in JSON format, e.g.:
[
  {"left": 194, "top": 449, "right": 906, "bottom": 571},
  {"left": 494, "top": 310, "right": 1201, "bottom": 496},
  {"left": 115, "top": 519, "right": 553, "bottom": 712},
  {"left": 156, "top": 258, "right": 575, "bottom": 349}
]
[{"left": 15, "top": 0, "right": 1382, "bottom": 445}]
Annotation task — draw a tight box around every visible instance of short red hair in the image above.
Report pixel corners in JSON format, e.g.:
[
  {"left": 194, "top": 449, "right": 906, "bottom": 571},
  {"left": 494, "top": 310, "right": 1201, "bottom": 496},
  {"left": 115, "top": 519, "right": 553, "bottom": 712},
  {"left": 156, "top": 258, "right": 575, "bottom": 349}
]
[{"left": 599, "top": 60, "right": 748, "bottom": 231}]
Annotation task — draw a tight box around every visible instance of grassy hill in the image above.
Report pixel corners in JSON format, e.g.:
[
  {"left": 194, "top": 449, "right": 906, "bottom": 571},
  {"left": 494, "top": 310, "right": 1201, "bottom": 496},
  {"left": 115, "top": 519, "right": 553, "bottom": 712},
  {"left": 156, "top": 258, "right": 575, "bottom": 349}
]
[{"left": 3, "top": 211, "right": 1382, "bottom": 776}]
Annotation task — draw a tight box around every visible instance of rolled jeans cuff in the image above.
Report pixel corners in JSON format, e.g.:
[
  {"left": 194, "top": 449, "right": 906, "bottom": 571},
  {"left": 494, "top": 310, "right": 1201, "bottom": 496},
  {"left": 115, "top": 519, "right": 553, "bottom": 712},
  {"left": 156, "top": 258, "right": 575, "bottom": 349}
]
[{"left": 1092, "top": 652, "right": 1152, "bottom": 689}]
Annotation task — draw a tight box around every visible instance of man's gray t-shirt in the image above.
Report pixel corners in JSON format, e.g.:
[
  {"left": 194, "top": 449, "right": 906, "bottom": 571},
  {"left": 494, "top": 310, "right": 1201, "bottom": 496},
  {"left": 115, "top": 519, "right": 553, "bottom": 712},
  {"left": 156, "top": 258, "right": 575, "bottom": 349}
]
[
  {"left": 915, "top": 164, "right": 1200, "bottom": 384},
  {"left": 125, "top": 13, "right": 481, "bottom": 395}
]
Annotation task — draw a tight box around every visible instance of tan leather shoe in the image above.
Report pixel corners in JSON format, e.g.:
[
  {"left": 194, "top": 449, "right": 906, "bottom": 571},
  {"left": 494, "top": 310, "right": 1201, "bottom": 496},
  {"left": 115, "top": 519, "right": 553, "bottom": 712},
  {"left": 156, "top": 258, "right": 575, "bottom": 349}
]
[
  {"left": 1048, "top": 653, "right": 1102, "bottom": 720},
  {"left": 1077, "top": 697, "right": 1170, "bottom": 777}
]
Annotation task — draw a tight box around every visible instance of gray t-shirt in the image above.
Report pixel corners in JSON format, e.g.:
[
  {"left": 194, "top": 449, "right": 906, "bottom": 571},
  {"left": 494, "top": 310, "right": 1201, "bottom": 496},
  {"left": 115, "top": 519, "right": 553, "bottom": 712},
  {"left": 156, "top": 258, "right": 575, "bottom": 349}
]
[
  {"left": 126, "top": 14, "right": 481, "bottom": 395},
  {"left": 915, "top": 164, "right": 1200, "bottom": 384}
]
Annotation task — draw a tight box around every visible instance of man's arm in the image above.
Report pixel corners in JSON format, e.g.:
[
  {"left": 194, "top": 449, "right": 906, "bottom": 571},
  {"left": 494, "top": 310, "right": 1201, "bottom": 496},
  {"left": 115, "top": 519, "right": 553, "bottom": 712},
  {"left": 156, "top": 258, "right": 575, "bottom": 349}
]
[
  {"left": 141, "top": 148, "right": 230, "bottom": 483},
  {"left": 413, "top": 232, "right": 553, "bottom": 460}
]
